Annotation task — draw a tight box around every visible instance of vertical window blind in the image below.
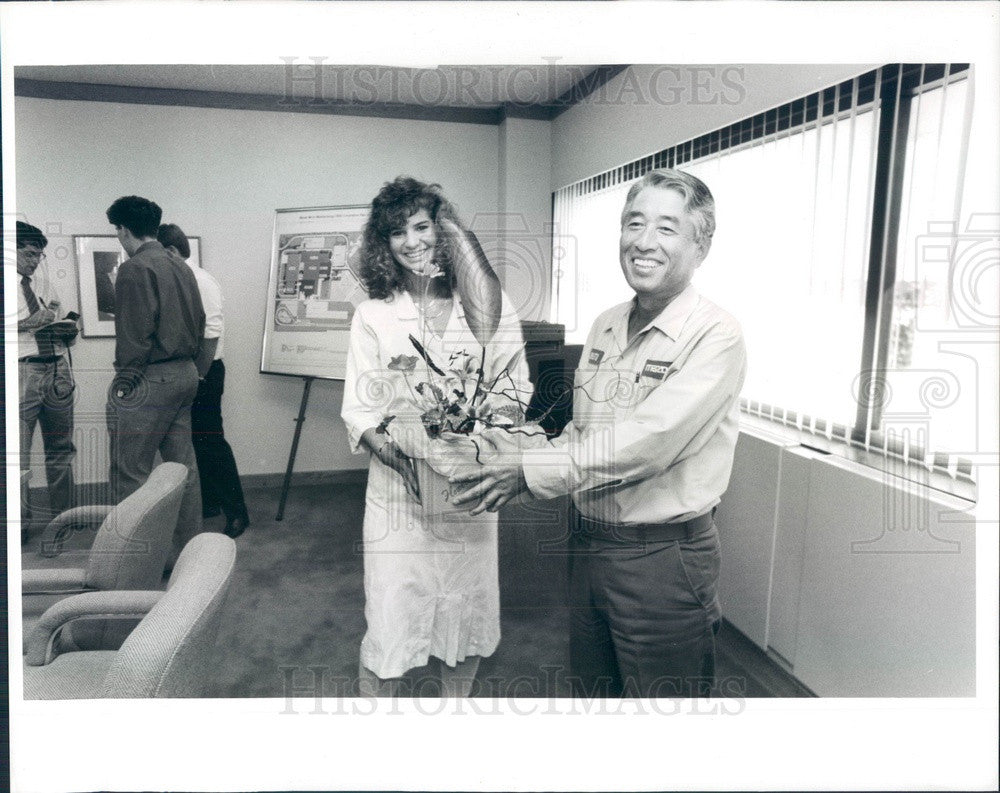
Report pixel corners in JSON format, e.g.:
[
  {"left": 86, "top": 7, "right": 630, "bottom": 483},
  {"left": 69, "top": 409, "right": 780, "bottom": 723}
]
[{"left": 551, "top": 64, "right": 974, "bottom": 494}]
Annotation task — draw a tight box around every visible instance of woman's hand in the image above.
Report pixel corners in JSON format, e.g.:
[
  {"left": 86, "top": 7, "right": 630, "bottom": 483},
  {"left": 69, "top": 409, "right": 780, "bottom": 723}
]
[
  {"left": 374, "top": 439, "right": 422, "bottom": 504},
  {"left": 360, "top": 427, "right": 421, "bottom": 503}
]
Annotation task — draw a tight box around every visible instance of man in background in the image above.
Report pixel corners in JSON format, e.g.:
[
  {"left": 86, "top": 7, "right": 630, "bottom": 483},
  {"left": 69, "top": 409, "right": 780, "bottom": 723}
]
[
  {"left": 158, "top": 223, "right": 250, "bottom": 539},
  {"left": 16, "top": 220, "right": 79, "bottom": 538},
  {"left": 452, "top": 169, "right": 747, "bottom": 698},
  {"left": 105, "top": 196, "right": 205, "bottom": 563}
]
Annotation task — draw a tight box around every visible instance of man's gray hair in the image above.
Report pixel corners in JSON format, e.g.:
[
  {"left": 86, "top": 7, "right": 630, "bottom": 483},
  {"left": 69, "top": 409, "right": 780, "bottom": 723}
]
[{"left": 621, "top": 169, "right": 716, "bottom": 244}]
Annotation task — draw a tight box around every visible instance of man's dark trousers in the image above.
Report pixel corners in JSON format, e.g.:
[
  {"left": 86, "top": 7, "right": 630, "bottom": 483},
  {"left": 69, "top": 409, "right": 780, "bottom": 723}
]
[
  {"left": 567, "top": 515, "right": 723, "bottom": 698},
  {"left": 191, "top": 359, "right": 248, "bottom": 523}
]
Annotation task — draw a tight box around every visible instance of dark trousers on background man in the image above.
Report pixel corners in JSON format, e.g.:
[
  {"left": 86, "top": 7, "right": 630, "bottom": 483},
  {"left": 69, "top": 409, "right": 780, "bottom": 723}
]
[
  {"left": 19, "top": 356, "right": 76, "bottom": 532},
  {"left": 192, "top": 359, "right": 248, "bottom": 525},
  {"left": 106, "top": 358, "right": 203, "bottom": 563}
]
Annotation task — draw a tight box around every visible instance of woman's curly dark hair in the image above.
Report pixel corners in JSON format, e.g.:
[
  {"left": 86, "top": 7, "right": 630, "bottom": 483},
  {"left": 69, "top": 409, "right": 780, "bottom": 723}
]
[{"left": 360, "top": 176, "right": 462, "bottom": 299}]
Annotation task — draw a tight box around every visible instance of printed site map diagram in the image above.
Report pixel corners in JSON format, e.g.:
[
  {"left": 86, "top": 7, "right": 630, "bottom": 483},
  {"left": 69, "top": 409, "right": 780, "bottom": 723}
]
[{"left": 260, "top": 205, "right": 371, "bottom": 379}]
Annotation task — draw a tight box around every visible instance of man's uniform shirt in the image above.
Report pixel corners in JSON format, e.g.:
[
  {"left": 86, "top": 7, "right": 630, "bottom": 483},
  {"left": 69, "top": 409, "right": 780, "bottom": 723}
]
[{"left": 522, "top": 284, "right": 747, "bottom": 524}]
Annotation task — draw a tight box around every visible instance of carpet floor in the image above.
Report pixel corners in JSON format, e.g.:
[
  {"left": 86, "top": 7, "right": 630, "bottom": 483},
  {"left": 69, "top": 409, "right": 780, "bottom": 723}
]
[
  {"left": 21, "top": 480, "right": 812, "bottom": 699},
  {"left": 198, "top": 481, "right": 575, "bottom": 698}
]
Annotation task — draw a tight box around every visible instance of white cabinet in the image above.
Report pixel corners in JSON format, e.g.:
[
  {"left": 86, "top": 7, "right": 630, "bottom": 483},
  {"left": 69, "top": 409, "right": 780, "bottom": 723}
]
[
  {"left": 715, "top": 431, "right": 794, "bottom": 648},
  {"left": 791, "top": 456, "right": 976, "bottom": 697},
  {"left": 768, "top": 446, "right": 814, "bottom": 666},
  {"left": 722, "top": 425, "right": 977, "bottom": 697}
]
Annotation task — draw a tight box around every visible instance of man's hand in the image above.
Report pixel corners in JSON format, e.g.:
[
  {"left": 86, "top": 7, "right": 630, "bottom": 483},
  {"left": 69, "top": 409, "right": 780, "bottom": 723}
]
[
  {"left": 374, "top": 440, "right": 421, "bottom": 504},
  {"left": 43, "top": 323, "right": 79, "bottom": 345},
  {"left": 449, "top": 463, "right": 528, "bottom": 516},
  {"left": 18, "top": 307, "right": 57, "bottom": 332}
]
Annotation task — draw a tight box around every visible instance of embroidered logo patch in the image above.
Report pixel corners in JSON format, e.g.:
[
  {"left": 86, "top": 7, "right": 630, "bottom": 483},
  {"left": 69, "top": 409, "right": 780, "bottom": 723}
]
[
  {"left": 641, "top": 359, "right": 671, "bottom": 380},
  {"left": 588, "top": 348, "right": 605, "bottom": 366}
]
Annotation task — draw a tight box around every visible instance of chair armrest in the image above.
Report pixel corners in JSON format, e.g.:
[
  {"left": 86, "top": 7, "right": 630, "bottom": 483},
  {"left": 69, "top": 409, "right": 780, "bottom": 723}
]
[
  {"left": 22, "top": 567, "right": 89, "bottom": 594},
  {"left": 37, "top": 505, "right": 115, "bottom": 557},
  {"left": 25, "top": 590, "right": 164, "bottom": 666}
]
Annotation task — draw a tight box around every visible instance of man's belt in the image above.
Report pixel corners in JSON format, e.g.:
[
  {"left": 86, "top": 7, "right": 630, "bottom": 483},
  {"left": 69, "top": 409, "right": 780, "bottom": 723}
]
[
  {"left": 19, "top": 355, "right": 62, "bottom": 364},
  {"left": 146, "top": 355, "right": 193, "bottom": 365},
  {"left": 573, "top": 507, "right": 716, "bottom": 543}
]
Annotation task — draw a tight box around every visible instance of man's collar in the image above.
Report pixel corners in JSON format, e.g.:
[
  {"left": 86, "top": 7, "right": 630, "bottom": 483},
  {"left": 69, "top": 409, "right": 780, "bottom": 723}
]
[
  {"left": 601, "top": 284, "right": 699, "bottom": 341},
  {"left": 133, "top": 239, "right": 164, "bottom": 256},
  {"left": 600, "top": 301, "right": 633, "bottom": 333},
  {"left": 22, "top": 264, "right": 46, "bottom": 284},
  {"left": 645, "top": 284, "right": 699, "bottom": 340}
]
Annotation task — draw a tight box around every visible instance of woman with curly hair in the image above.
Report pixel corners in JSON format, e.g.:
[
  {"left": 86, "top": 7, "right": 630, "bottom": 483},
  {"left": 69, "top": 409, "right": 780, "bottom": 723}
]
[{"left": 342, "top": 176, "right": 533, "bottom": 697}]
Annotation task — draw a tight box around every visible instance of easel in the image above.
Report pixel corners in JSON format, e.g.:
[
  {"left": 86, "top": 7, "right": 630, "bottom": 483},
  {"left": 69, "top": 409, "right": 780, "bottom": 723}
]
[{"left": 275, "top": 376, "right": 315, "bottom": 521}]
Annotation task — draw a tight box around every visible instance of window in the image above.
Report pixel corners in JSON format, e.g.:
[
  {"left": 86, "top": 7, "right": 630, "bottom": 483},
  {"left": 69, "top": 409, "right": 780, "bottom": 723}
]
[
  {"left": 551, "top": 65, "right": 975, "bottom": 494},
  {"left": 881, "top": 76, "right": 977, "bottom": 462}
]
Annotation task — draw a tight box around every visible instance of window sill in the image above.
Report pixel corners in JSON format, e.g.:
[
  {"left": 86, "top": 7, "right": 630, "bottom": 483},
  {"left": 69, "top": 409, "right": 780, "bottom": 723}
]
[{"left": 738, "top": 413, "right": 977, "bottom": 504}]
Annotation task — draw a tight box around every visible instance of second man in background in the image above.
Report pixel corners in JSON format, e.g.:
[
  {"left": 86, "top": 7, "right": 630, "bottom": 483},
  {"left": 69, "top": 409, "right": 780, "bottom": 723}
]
[{"left": 158, "top": 223, "right": 250, "bottom": 538}]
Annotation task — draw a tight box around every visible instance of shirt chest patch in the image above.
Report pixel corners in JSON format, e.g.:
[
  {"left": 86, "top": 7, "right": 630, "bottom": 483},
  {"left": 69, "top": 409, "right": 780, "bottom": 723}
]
[
  {"left": 640, "top": 359, "right": 672, "bottom": 381},
  {"left": 588, "top": 348, "right": 605, "bottom": 366}
]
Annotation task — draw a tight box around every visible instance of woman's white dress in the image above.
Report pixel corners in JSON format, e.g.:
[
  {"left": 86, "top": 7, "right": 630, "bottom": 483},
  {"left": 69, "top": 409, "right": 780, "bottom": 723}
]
[{"left": 341, "top": 289, "right": 531, "bottom": 679}]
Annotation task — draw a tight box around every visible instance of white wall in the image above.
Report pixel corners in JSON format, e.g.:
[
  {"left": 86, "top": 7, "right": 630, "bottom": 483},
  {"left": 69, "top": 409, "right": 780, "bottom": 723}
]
[
  {"left": 14, "top": 96, "right": 507, "bottom": 483},
  {"left": 498, "top": 116, "right": 553, "bottom": 322},
  {"left": 550, "top": 64, "right": 876, "bottom": 189}
]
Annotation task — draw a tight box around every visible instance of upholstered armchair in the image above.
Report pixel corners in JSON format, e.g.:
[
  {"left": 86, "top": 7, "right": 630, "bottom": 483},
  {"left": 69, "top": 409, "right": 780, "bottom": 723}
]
[
  {"left": 23, "top": 533, "right": 237, "bottom": 699},
  {"left": 22, "top": 461, "right": 188, "bottom": 651}
]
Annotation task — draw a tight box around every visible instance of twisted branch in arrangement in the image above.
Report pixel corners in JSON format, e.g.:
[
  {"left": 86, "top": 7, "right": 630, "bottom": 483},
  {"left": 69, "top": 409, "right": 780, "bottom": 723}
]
[
  {"left": 408, "top": 334, "right": 446, "bottom": 376},
  {"left": 471, "top": 344, "right": 486, "bottom": 409}
]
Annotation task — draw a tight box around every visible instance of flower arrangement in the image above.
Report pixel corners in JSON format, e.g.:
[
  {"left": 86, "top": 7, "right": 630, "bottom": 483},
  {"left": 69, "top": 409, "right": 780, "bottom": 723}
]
[{"left": 376, "top": 334, "right": 526, "bottom": 461}]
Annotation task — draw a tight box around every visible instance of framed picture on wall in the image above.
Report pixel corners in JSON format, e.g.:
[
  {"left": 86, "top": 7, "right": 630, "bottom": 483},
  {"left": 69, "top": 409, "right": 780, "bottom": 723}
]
[{"left": 74, "top": 235, "right": 201, "bottom": 337}]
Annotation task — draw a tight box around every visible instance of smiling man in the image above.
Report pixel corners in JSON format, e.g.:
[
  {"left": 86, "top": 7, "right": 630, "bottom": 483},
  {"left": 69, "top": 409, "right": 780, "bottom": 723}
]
[{"left": 451, "top": 169, "right": 747, "bottom": 698}]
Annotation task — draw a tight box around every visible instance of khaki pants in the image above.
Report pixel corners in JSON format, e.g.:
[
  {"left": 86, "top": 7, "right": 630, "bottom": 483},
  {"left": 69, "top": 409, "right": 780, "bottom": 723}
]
[
  {"left": 19, "top": 356, "right": 76, "bottom": 529},
  {"left": 106, "top": 358, "right": 203, "bottom": 564}
]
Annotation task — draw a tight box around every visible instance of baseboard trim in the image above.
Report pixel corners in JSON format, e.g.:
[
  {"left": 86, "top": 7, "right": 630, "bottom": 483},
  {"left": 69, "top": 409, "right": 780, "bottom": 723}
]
[
  {"left": 24, "top": 468, "right": 369, "bottom": 504},
  {"left": 719, "top": 619, "right": 817, "bottom": 698},
  {"left": 241, "top": 468, "right": 368, "bottom": 492}
]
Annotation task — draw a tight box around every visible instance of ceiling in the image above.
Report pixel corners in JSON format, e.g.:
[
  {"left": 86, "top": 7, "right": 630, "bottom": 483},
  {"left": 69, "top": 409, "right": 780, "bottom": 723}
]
[{"left": 15, "top": 64, "right": 600, "bottom": 109}]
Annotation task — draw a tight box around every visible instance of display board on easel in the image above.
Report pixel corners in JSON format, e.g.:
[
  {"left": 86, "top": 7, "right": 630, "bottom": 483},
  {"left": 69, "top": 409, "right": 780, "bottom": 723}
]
[
  {"left": 260, "top": 205, "right": 371, "bottom": 519},
  {"left": 259, "top": 204, "right": 370, "bottom": 380}
]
